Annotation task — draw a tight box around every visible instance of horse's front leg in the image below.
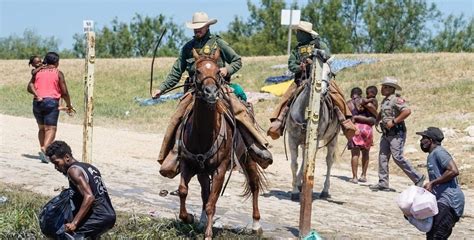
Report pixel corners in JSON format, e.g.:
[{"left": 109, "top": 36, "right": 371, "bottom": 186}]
[
  {"left": 297, "top": 143, "right": 305, "bottom": 191},
  {"left": 321, "top": 138, "right": 337, "bottom": 199},
  {"left": 204, "top": 158, "right": 229, "bottom": 239},
  {"left": 197, "top": 173, "right": 211, "bottom": 227},
  {"left": 179, "top": 165, "right": 195, "bottom": 224},
  {"left": 245, "top": 159, "right": 263, "bottom": 235},
  {"left": 288, "top": 136, "right": 300, "bottom": 201}
]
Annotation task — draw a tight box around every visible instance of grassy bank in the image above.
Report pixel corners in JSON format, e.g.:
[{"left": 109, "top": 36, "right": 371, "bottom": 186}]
[
  {"left": 1, "top": 53, "right": 473, "bottom": 186},
  {"left": 1, "top": 54, "right": 472, "bottom": 132},
  {"left": 0, "top": 183, "right": 257, "bottom": 239}
]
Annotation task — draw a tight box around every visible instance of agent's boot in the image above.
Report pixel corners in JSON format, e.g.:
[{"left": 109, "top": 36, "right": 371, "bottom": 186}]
[
  {"left": 267, "top": 105, "right": 290, "bottom": 140},
  {"left": 335, "top": 107, "right": 359, "bottom": 140},
  {"left": 248, "top": 144, "right": 273, "bottom": 169},
  {"left": 159, "top": 146, "right": 180, "bottom": 179},
  {"left": 267, "top": 120, "right": 283, "bottom": 140},
  {"left": 341, "top": 119, "right": 359, "bottom": 140}
]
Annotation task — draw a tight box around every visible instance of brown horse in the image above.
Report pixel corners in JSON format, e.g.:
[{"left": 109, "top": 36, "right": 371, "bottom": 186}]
[{"left": 177, "top": 48, "right": 265, "bottom": 239}]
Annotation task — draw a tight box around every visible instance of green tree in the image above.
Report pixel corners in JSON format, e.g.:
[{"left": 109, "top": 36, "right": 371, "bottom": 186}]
[
  {"left": 0, "top": 29, "right": 59, "bottom": 59},
  {"left": 320, "top": 0, "right": 353, "bottom": 53},
  {"left": 429, "top": 14, "right": 473, "bottom": 52},
  {"left": 363, "top": 0, "right": 440, "bottom": 53},
  {"left": 341, "top": 0, "right": 368, "bottom": 52},
  {"left": 71, "top": 33, "right": 86, "bottom": 58},
  {"left": 96, "top": 26, "right": 115, "bottom": 58},
  {"left": 247, "top": 0, "right": 289, "bottom": 55},
  {"left": 130, "top": 13, "right": 186, "bottom": 57},
  {"left": 130, "top": 14, "right": 161, "bottom": 56},
  {"left": 113, "top": 19, "right": 134, "bottom": 57},
  {"left": 301, "top": 0, "right": 361, "bottom": 53},
  {"left": 157, "top": 17, "right": 188, "bottom": 57},
  {"left": 223, "top": 0, "right": 290, "bottom": 56},
  {"left": 220, "top": 16, "right": 254, "bottom": 55},
  {"left": 71, "top": 14, "right": 186, "bottom": 58}
]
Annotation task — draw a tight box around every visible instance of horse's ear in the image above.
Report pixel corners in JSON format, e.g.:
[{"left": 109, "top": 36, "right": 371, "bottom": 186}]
[
  {"left": 192, "top": 48, "right": 199, "bottom": 60},
  {"left": 212, "top": 47, "right": 220, "bottom": 61}
]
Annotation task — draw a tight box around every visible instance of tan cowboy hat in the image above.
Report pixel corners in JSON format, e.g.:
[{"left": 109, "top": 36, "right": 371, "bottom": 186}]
[
  {"left": 292, "top": 21, "right": 319, "bottom": 36},
  {"left": 379, "top": 76, "right": 402, "bottom": 90},
  {"left": 186, "top": 12, "right": 217, "bottom": 29}
]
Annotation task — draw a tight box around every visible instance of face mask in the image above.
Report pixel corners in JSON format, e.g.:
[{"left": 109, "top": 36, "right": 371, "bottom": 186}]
[
  {"left": 420, "top": 140, "right": 431, "bottom": 153},
  {"left": 296, "top": 31, "right": 312, "bottom": 44}
]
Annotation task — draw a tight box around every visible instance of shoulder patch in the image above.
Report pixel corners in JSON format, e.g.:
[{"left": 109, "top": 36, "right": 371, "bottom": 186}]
[
  {"left": 397, "top": 97, "right": 405, "bottom": 104},
  {"left": 216, "top": 38, "right": 229, "bottom": 46}
]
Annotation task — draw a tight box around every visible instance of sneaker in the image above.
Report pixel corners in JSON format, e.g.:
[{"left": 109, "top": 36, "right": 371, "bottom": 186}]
[
  {"left": 415, "top": 175, "right": 426, "bottom": 187},
  {"left": 38, "top": 152, "right": 48, "bottom": 164},
  {"left": 369, "top": 184, "right": 395, "bottom": 192}
]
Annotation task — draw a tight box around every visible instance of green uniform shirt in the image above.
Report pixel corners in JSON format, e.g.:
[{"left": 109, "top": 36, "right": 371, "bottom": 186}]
[
  {"left": 159, "top": 31, "right": 242, "bottom": 92},
  {"left": 380, "top": 93, "right": 408, "bottom": 123},
  {"left": 288, "top": 37, "right": 330, "bottom": 75}
]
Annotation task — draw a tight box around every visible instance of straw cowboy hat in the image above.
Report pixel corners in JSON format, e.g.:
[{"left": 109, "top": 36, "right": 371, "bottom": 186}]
[
  {"left": 380, "top": 76, "right": 402, "bottom": 90},
  {"left": 292, "top": 21, "right": 319, "bottom": 36},
  {"left": 186, "top": 12, "right": 217, "bottom": 29}
]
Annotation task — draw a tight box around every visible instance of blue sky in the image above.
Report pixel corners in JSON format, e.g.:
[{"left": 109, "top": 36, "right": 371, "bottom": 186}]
[{"left": 0, "top": 0, "right": 472, "bottom": 50}]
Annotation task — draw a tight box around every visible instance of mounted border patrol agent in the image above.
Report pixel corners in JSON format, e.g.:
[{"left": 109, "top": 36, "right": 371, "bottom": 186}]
[
  {"left": 267, "top": 21, "right": 357, "bottom": 140},
  {"left": 153, "top": 12, "right": 272, "bottom": 178},
  {"left": 369, "top": 77, "right": 425, "bottom": 191}
]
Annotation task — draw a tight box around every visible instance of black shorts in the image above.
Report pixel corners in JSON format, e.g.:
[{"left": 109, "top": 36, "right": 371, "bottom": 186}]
[
  {"left": 33, "top": 98, "right": 60, "bottom": 126},
  {"left": 426, "top": 203, "right": 460, "bottom": 239}
]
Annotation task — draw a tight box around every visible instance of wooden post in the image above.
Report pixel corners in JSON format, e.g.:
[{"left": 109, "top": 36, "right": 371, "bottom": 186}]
[
  {"left": 299, "top": 56, "right": 323, "bottom": 236},
  {"left": 82, "top": 31, "right": 95, "bottom": 163}
]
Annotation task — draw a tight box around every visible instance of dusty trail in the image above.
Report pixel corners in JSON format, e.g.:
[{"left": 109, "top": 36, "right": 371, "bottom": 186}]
[{"left": 1, "top": 114, "right": 472, "bottom": 239}]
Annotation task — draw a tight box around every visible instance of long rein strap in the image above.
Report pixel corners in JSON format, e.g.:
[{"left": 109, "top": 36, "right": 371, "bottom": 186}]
[
  {"left": 149, "top": 28, "right": 167, "bottom": 97},
  {"left": 220, "top": 91, "right": 238, "bottom": 196}
]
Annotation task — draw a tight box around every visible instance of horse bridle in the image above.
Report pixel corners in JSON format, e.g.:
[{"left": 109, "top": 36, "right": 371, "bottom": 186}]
[{"left": 192, "top": 59, "right": 225, "bottom": 101}]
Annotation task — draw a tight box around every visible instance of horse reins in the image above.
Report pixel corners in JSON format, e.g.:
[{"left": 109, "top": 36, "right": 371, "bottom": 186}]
[{"left": 149, "top": 28, "right": 167, "bottom": 97}]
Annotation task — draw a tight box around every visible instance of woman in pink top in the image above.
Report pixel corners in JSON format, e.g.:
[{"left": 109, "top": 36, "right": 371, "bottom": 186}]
[
  {"left": 27, "top": 52, "right": 74, "bottom": 163},
  {"left": 346, "top": 87, "right": 378, "bottom": 184}
]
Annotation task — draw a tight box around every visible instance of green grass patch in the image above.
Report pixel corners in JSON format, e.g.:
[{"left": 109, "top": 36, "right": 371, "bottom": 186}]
[{"left": 0, "top": 183, "right": 259, "bottom": 239}]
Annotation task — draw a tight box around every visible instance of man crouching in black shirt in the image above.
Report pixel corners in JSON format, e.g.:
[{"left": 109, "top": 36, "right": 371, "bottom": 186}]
[{"left": 46, "top": 140, "right": 116, "bottom": 239}]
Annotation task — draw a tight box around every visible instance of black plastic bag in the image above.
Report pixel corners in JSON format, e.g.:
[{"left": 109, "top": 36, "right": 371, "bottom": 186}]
[{"left": 39, "top": 188, "right": 75, "bottom": 238}]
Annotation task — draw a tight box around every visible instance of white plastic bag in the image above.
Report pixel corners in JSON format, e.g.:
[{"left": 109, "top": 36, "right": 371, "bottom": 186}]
[
  {"left": 410, "top": 189, "right": 439, "bottom": 219},
  {"left": 397, "top": 186, "right": 424, "bottom": 216}
]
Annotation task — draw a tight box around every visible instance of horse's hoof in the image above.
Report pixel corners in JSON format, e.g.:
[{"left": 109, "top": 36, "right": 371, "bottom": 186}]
[
  {"left": 319, "top": 192, "right": 331, "bottom": 199},
  {"left": 252, "top": 227, "right": 263, "bottom": 236},
  {"left": 297, "top": 185, "right": 302, "bottom": 192},
  {"left": 290, "top": 192, "right": 300, "bottom": 201},
  {"left": 180, "top": 214, "right": 194, "bottom": 224}
]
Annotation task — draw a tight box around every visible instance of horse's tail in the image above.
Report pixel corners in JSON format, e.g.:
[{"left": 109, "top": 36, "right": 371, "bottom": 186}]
[{"left": 239, "top": 154, "right": 268, "bottom": 199}]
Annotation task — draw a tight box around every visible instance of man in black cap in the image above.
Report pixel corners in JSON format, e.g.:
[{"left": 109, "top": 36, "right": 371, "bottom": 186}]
[{"left": 416, "top": 127, "right": 464, "bottom": 239}]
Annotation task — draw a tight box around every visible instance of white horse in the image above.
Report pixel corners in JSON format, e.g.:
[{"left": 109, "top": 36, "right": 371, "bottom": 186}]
[{"left": 285, "top": 81, "right": 340, "bottom": 200}]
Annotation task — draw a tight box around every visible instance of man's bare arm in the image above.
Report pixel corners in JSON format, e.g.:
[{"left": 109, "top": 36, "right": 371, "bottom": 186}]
[{"left": 66, "top": 167, "right": 95, "bottom": 232}]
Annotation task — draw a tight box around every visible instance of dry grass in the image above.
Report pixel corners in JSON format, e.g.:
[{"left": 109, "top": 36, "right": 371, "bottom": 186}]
[{"left": 0, "top": 53, "right": 473, "bottom": 186}]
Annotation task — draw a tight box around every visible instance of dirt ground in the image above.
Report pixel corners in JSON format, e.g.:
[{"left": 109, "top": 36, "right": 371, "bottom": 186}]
[{"left": 0, "top": 114, "right": 472, "bottom": 239}]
